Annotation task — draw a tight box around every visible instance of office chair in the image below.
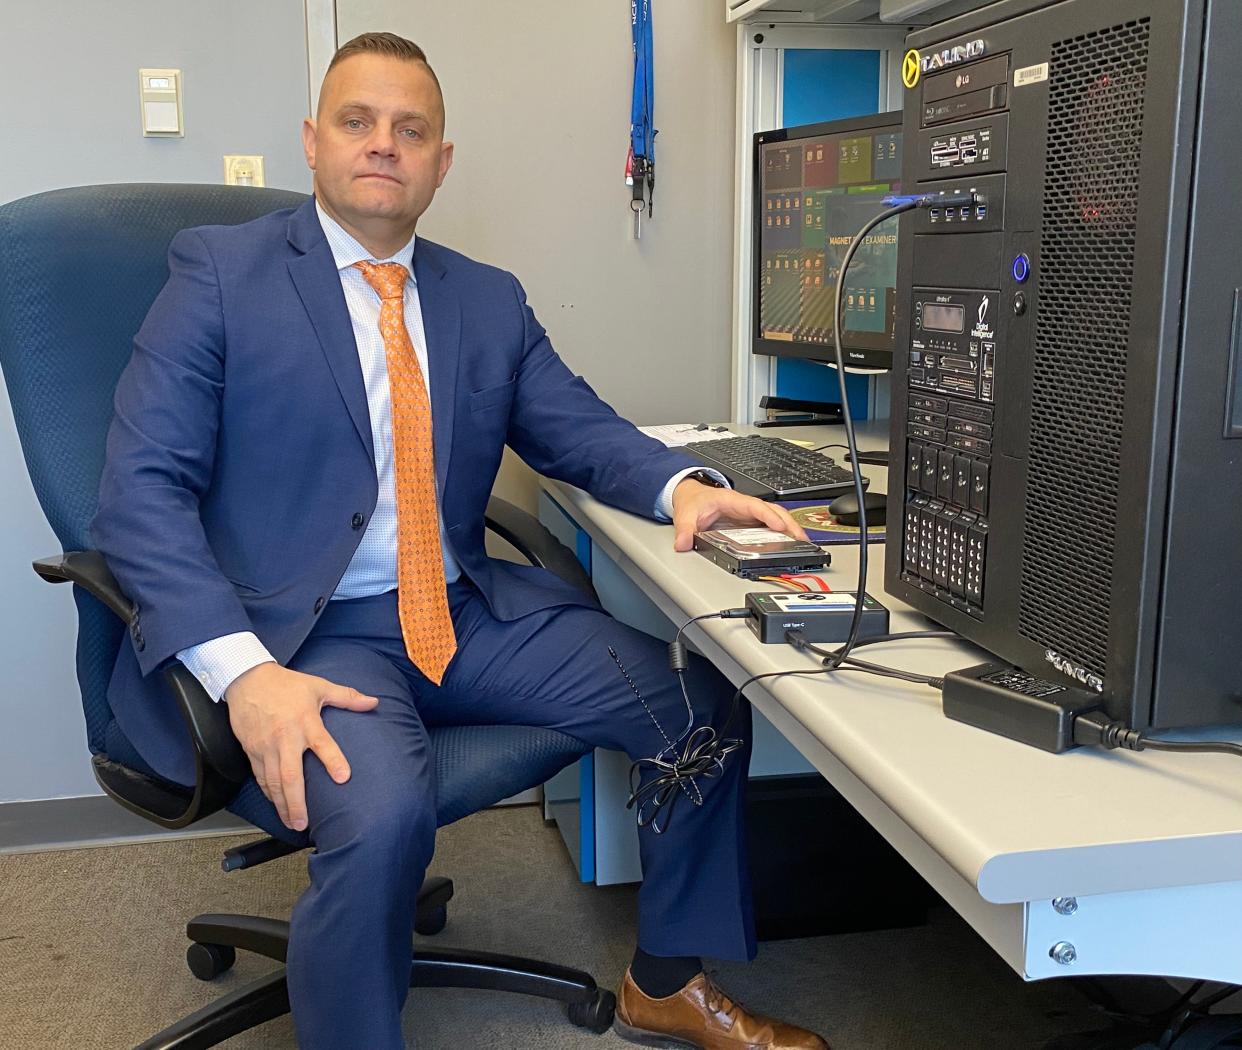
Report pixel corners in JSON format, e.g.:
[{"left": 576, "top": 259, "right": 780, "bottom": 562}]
[{"left": 0, "top": 183, "right": 616, "bottom": 1047}]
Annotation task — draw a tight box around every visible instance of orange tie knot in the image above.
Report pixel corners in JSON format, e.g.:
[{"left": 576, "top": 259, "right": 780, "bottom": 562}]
[{"left": 354, "top": 260, "right": 409, "bottom": 301}]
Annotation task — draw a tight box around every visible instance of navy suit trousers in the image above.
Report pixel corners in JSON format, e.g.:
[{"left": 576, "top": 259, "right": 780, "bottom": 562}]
[{"left": 284, "top": 581, "right": 756, "bottom": 1050}]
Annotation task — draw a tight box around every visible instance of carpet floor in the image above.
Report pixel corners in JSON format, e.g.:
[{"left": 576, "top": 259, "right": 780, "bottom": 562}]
[{"left": 0, "top": 803, "right": 1116, "bottom": 1048}]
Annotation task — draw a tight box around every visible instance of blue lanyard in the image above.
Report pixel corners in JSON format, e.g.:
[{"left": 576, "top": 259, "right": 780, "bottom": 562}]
[{"left": 630, "top": 0, "right": 655, "bottom": 217}]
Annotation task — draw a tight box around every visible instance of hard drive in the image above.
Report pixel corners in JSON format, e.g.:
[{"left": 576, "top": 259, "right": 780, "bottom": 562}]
[{"left": 693, "top": 527, "right": 831, "bottom": 578}]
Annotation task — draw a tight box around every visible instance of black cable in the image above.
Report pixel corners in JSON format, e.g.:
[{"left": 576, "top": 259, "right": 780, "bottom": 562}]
[
  {"left": 721, "top": 667, "right": 842, "bottom": 713},
  {"left": 786, "top": 631, "right": 945, "bottom": 688},
  {"left": 674, "top": 611, "right": 735, "bottom": 648},
  {"left": 1183, "top": 982, "right": 1242, "bottom": 1014},
  {"left": 1073, "top": 710, "right": 1242, "bottom": 761},
  {"left": 824, "top": 192, "right": 974, "bottom": 668},
  {"left": 613, "top": 607, "right": 749, "bottom": 834},
  {"left": 666, "top": 608, "right": 749, "bottom": 740},
  {"left": 628, "top": 663, "right": 850, "bottom": 832},
  {"left": 619, "top": 611, "right": 947, "bottom": 832},
  {"left": 847, "top": 629, "right": 957, "bottom": 648},
  {"left": 836, "top": 660, "right": 940, "bottom": 686},
  {"left": 1134, "top": 738, "right": 1242, "bottom": 759},
  {"left": 809, "top": 442, "right": 886, "bottom": 457},
  {"left": 828, "top": 200, "right": 918, "bottom": 672},
  {"left": 1163, "top": 979, "right": 1207, "bottom": 1019},
  {"left": 624, "top": 617, "right": 960, "bottom": 830}
]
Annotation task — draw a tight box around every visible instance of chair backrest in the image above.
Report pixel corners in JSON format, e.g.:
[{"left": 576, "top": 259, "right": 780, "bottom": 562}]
[{"left": 0, "top": 184, "right": 309, "bottom": 752}]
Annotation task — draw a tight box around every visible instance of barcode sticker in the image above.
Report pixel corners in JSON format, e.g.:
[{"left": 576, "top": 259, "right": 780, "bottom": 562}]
[{"left": 1014, "top": 62, "right": 1049, "bottom": 87}]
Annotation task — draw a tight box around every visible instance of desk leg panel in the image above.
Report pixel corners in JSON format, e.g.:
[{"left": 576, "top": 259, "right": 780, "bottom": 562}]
[
  {"left": 1024, "top": 880, "right": 1242, "bottom": 983},
  {"left": 593, "top": 747, "right": 643, "bottom": 885}
]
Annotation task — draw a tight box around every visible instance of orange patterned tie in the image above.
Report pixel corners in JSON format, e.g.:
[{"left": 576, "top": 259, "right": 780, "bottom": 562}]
[{"left": 355, "top": 261, "right": 457, "bottom": 684}]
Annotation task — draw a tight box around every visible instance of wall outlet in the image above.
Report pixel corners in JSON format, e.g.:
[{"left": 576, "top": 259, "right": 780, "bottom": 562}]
[{"left": 223, "top": 155, "right": 265, "bottom": 186}]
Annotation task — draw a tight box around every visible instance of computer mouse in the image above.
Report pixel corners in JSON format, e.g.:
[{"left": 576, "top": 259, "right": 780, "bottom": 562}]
[{"left": 828, "top": 490, "right": 887, "bottom": 527}]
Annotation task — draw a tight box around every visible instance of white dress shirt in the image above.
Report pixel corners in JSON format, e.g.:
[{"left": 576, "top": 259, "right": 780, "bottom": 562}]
[{"left": 178, "top": 204, "right": 713, "bottom": 700}]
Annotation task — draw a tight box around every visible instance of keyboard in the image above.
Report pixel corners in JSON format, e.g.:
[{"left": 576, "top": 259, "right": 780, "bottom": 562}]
[{"left": 683, "top": 435, "right": 867, "bottom": 501}]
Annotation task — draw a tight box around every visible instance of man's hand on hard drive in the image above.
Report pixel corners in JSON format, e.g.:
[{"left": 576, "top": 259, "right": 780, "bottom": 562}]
[{"left": 671, "top": 478, "right": 809, "bottom": 552}]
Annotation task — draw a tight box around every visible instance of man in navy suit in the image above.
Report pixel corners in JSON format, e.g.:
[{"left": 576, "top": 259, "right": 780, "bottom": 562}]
[{"left": 92, "top": 32, "right": 828, "bottom": 1050}]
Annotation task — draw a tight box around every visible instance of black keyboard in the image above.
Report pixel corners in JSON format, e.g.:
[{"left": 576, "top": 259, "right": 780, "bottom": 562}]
[{"left": 683, "top": 435, "right": 866, "bottom": 501}]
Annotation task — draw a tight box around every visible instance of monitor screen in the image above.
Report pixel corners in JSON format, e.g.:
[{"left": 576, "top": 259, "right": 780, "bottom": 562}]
[{"left": 752, "top": 111, "right": 903, "bottom": 370}]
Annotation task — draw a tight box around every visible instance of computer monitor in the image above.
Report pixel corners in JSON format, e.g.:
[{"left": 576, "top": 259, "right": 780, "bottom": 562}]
[{"left": 752, "top": 111, "right": 904, "bottom": 371}]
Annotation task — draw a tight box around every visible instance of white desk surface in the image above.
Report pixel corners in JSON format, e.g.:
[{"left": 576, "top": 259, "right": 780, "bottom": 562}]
[{"left": 542, "top": 423, "right": 1242, "bottom": 910}]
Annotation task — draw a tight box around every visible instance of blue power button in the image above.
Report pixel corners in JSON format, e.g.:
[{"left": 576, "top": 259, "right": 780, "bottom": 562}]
[{"left": 1012, "top": 253, "right": 1031, "bottom": 283}]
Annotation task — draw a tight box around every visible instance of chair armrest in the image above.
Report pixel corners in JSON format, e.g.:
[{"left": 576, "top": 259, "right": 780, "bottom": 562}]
[
  {"left": 34, "top": 551, "right": 135, "bottom": 622},
  {"left": 34, "top": 551, "right": 251, "bottom": 827},
  {"left": 484, "top": 496, "right": 597, "bottom": 601},
  {"left": 162, "top": 662, "right": 252, "bottom": 784}
]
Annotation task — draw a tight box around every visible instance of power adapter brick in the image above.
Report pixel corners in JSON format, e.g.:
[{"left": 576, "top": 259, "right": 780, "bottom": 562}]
[{"left": 941, "top": 663, "right": 1104, "bottom": 752}]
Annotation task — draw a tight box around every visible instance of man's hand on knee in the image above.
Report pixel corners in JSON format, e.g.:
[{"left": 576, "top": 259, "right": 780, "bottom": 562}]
[{"left": 224, "top": 663, "right": 379, "bottom": 832}]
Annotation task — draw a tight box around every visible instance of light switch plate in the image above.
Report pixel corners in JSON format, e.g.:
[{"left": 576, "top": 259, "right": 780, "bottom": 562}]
[{"left": 140, "top": 68, "right": 183, "bottom": 137}]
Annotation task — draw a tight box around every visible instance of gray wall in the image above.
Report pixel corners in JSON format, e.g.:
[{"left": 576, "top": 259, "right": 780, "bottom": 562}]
[
  {"left": 336, "top": 0, "right": 739, "bottom": 509},
  {"left": 0, "top": 1, "right": 312, "bottom": 804}
]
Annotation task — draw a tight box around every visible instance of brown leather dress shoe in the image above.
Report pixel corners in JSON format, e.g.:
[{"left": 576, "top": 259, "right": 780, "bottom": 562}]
[{"left": 614, "top": 968, "right": 830, "bottom": 1049}]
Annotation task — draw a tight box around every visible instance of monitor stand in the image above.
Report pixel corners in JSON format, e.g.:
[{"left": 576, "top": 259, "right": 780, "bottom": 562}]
[
  {"left": 754, "top": 395, "right": 844, "bottom": 428},
  {"left": 846, "top": 448, "right": 890, "bottom": 467}
]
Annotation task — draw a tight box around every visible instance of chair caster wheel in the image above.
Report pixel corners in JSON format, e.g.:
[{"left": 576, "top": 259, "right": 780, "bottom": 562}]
[
  {"left": 414, "top": 904, "right": 447, "bottom": 936},
  {"left": 187, "top": 941, "right": 237, "bottom": 981},
  {"left": 567, "top": 988, "right": 616, "bottom": 1033}
]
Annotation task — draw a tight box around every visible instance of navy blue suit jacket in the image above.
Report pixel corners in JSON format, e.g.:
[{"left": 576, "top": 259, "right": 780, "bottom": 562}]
[{"left": 90, "top": 197, "right": 696, "bottom": 785}]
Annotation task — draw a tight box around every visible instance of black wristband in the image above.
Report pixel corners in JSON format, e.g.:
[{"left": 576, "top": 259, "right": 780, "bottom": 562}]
[{"left": 683, "top": 468, "right": 727, "bottom": 489}]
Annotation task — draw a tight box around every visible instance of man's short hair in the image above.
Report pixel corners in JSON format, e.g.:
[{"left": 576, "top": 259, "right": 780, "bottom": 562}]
[{"left": 324, "top": 32, "right": 444, "bottom": 122}]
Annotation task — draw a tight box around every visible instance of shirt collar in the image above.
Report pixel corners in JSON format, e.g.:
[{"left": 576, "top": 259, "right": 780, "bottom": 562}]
[{"left": 315, "top": 199, "right": 417, "bottom": 281}]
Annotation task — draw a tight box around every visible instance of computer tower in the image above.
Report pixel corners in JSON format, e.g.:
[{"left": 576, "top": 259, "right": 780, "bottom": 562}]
[{"left": 885, "top": 0, "right": 1242, "bottom": 730}]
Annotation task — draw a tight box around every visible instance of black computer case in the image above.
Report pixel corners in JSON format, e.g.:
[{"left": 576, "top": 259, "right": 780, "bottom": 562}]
[{"left": 884, "top": 0, "right": 1242, "bottom": 730}]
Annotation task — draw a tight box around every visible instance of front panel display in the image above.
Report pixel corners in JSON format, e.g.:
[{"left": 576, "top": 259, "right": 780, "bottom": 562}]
[{"left": 910, "top": 289, "right": 997, "bottom": 403}]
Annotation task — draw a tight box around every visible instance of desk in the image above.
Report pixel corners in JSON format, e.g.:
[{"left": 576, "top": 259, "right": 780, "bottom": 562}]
[{"left": 540, "top": 423, "right": 1242, "bottom": 985}]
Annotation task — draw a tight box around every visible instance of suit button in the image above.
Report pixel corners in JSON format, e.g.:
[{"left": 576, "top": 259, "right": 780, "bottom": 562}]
[
  {"left": 314, "top": 596, "right": 326, "bottom": 614},
  {"left": 134, "top": 633, "right": 145, "bottom": 652},
  {"left": 352, "top": 513, "right": 365, "bottom": 529}
]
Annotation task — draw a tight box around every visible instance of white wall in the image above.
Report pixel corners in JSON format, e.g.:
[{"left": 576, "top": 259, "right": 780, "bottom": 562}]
[
  {"left": 334, "top": 0, "right": 740, "bottom": 508},
  {"left": 0, "top": 1, "right": 313, "bottom": 804}
]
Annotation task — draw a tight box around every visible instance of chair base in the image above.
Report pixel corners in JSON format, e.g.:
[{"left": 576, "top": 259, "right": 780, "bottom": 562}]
[{"left": 133, "top": 881, "right": 617, "bottom": 1049}]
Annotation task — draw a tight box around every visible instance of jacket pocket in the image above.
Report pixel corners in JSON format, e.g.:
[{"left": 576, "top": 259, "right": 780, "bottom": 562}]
[{"left": 468, "top": 375, "right": 517, "bottom": 413}]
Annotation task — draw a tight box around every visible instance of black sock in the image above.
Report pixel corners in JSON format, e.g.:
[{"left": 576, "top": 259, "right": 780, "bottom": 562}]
[{"left": 630, "top": 947, "right": 702, "bottom": 998}]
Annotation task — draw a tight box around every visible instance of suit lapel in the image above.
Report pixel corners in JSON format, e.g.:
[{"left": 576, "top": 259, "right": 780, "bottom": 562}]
[
  {"left": 285, "top": 200, "right": 375, "bottom": 463},
  {"left": 412, "top": 239, "right": 462, "bottom": 499}
]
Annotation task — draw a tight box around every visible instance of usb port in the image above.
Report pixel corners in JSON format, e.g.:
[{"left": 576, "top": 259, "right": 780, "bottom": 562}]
[
  {"left": 976, "top": 204, "right": 988, "bottom": 220},
  {"left": 944, "top": 207, "right": 957, "bottom": 220},
  {"left": 929, "top": 208, "right": 941, "bottom": 222}
]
